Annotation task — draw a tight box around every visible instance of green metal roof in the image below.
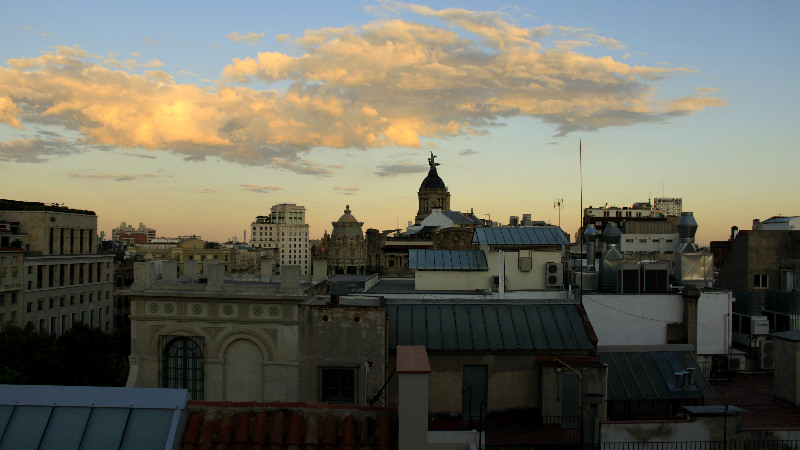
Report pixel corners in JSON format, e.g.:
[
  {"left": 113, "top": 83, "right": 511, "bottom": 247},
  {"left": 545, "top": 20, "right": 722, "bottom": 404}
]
[
  {"left": 387, "top": 303, "right": 594, "bottom": 351},
  {"left": 408, "top": 249, "right": 488, "bottom": 271},
  {"left": 473, "top": 227, "right": 569, "bottom": 246}
]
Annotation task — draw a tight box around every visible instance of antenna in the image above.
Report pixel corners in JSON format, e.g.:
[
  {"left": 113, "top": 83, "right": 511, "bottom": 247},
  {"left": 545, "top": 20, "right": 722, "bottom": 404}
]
[
  {"left": 554, "top": 198, "right": 564, "bottom": 228},
  {"left": 579, "top": 140, "right": 583, "bottom": 304}
]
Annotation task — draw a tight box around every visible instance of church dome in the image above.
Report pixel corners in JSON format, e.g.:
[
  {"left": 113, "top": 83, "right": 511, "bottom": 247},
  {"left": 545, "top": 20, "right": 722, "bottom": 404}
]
[
  {"left": 419, "top": 167, "right": 447, "bottom": 191},
  {"left": 331, "top": 205, "right": 364, "bottom": 239}
]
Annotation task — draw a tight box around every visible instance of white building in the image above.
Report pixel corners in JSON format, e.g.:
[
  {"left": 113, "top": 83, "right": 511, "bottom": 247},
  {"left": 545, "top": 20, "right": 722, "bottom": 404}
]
[
  {"left": 249, "top": 203, "right": 310, "bottom": 275},
  {"left": 753, "top": 216, "right": 800, "bottom": 231}
]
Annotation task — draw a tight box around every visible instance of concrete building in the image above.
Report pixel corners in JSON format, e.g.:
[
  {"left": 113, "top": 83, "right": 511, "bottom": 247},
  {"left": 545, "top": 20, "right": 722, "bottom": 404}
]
[
  {"left": 582, "top": 201, "right": 671, "bottom": 237},
  {"left": 129, "top": 237, "right": 242, "bottom": 275},
  {"left": 0, "top": 200, "right": 114, "bottom": 334},
  {"left": 249, "top": 203, "right": 311, "bottom": 275},
  {"left": 714, "top": 229, "right": 800, "bottom": 294},
  {"left": 111, "top": 221, "right": 156, "bottom": 244}
]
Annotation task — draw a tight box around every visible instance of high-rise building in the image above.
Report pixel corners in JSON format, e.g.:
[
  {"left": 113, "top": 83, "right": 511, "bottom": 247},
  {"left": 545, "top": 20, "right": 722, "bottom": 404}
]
[
  {"left": 249, "top": 203, "right": 310, "bottom": 275},
  {"left": 0, "top": 200, "right": 115, "bottom": 334}
]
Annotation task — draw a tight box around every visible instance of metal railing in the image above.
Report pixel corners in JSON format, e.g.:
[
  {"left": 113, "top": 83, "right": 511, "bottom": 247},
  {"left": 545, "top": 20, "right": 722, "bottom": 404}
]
[
  {"left": 483, "top": 415, "right": 580, "bottom": 447},
  {"left": 486, "top": 441, "right": 800, "bottom": 450}
]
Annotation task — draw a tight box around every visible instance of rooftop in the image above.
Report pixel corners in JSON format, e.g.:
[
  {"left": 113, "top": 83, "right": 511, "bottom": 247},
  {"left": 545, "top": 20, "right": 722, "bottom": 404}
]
[
  {"left": 0, "top": 199, "right": 95, "bottom": 216},
  {"left": 181, "top": 401, "right": 396, "bottom": 450},
  {"left": 388, "top": 303, "right": 596, "bottom": 351},
  {"left": 708, "top": 371, "right": 800, "bottom": 430}
]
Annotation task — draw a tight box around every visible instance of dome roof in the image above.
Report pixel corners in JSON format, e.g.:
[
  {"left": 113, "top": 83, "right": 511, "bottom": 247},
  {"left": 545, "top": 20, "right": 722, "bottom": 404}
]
[
  {"left": 331, "top": 205, "right": 364, "bottom": 239},
  {"left": 419, "top": 167, "right": 447, "bottom": 191}
]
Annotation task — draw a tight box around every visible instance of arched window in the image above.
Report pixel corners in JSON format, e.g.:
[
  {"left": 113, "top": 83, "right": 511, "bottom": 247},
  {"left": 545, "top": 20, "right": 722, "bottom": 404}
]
[{"left": 161, "top": 336, "right": 203, "bottom": 399}]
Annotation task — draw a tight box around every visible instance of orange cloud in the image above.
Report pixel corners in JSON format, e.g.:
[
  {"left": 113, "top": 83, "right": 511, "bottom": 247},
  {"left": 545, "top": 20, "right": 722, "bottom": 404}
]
[{"left": 0, "top": 4, "right": 725, "bottom": 173}]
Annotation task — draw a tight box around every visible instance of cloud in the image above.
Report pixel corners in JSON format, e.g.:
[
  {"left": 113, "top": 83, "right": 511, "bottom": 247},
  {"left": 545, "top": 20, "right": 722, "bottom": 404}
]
[
  {"left": 0, "top": 4, "right": 724, "bottom": 173},
  {"left": 224, "top": 31, "right": 266, "bottom": 45},
  {"left": 0, "top": 138, "right": 77, "bottom": 162},
  {"left": 459, "top": 149, "right": 478, "bottom": 156},
  {"left": 375, "top": 162, "right": 427, "bottom": 177},
  {"left": 193, "top": 187, "right": 218, "bottom": 194},
  {"left": 333, "top": 186, "right": 360, "bottom": 195},
  {"left": 240, "top": 184, "right": 282, "bottom": 193},
  {"left": 68, "top": 172, "right": 168, "bottom": 182}
]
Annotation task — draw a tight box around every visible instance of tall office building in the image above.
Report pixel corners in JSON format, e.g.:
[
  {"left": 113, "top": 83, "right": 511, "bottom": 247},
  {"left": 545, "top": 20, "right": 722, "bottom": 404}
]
[{"left": 249, "top": 203, "right": 310, "bottom": 275}]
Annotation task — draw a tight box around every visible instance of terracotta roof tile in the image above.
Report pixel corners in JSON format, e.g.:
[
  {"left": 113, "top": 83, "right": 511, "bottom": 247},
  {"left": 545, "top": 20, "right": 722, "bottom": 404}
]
[{"left": 181, "top": 402, "right": 397, "bottom": 450}]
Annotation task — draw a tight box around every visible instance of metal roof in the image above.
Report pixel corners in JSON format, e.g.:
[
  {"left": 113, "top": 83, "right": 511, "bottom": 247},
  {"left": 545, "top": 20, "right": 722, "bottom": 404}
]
[
  {"left": 472, "top": 227, "right": 569, "bottom": 247},
  {"left": 408, "top": 249, "right": 488, "bottom": 271},
  {"left": 762, "top": 216, "right": 798, "bottom": 224},
  {"left": 441, "top": 210, "right": 481, "bottom": 225},
  {"left": 387, "top": 303, "right": 595, "bottom": 351},
  {"left": 0, "top": 385, "right": 188, "bottom": 450},
  {"left": 598, "top": 345, "right": 716, "bottom": 402},
  {"left": 411, "top": 226, "right": 439, "bottom": 235}
]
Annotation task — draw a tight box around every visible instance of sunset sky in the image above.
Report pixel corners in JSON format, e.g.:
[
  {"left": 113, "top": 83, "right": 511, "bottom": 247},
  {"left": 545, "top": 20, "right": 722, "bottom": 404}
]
[{"left": 2, "top": 1, "right": 798, "bottom": 245}]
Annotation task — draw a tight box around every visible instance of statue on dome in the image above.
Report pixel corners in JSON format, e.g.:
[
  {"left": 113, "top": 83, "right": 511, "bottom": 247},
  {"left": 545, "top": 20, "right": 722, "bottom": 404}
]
[{"left": 428, "top": 151, "right": 440, "bottom": 168}]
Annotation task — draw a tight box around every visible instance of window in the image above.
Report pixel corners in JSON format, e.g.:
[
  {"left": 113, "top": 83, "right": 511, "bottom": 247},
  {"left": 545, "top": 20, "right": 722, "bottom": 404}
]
[
  {"left": 754, "top": 274, "right": 769, "bottom": 289},
  {"left": 161, "top": 336, "right": 204, "bottom": 400},
  {"left": 320, "top": 367, "right": 356, "bottom": 404}
]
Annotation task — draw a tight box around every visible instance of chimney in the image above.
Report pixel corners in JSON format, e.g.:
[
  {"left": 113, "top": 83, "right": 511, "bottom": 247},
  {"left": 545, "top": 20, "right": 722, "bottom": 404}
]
[
  {"left": 397, "top": 346, "right": 432, "bottom": 450},
  {"left": 162, "top": 260, "right": 178, "bottom": 282},
  {"left": 280, "top": 265, "right": 301, "bottom": 293},
  {"left": 206, "top": 261, "right": 224, "bottom": 288},
  {"left": 260, "top": 257, "right": 274, "bottom": 282},
  {"left": 312, "top": 259, "right": 328, "bottom": 283},
  {"left": 184, "top": 260, "right": 198, "bottom": 280}
]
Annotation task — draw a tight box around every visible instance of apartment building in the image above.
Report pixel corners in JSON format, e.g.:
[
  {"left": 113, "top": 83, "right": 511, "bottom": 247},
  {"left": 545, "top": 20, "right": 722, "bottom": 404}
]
[{"left": 0, "top": 200, "right": 115, "bottom": 334}]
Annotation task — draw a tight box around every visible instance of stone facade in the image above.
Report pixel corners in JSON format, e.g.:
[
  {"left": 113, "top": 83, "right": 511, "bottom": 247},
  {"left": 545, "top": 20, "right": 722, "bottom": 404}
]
[
  {"left": 0, "top": 202, "right": 114, "bottom": 334},
  {"left": 415, "top": 152, "right": 451, "bottom": 225},
  {"left": 126, "top": 261, "right": 312, "bottom": 401},
  {"left": 327, "top": 206, "right": 367, "bottom": 275}
]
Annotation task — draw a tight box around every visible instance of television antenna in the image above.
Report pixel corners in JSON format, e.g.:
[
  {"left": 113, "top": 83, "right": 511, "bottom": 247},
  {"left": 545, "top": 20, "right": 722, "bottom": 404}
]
[{"left": 554, "top": 198, "right": 564, "bottom": 228}]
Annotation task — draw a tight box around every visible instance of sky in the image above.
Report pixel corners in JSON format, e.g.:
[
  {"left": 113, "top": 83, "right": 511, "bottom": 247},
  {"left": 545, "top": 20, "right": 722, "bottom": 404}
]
[{"left": 1, "top": 1, "right": 798, "bottom": 245}]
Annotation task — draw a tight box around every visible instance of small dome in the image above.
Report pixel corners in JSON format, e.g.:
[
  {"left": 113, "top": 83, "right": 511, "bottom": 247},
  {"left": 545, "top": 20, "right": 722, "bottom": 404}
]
[{"left": 331, "top": 205, "right": 364, "bottom": 239}]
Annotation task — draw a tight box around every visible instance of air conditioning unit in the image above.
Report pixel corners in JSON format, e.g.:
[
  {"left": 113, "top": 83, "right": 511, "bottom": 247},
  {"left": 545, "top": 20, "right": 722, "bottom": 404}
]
[
  {"left": 641, "top": 263, "right": 669, "bottom": 293},
  {"left": 760, "top": 340, "right": 775, "bottom": 370},
  {"left": 729, "top": 354, "right": 745, "bottom": 371},
  {"left": 617, "top": 264, "right": 640, "bottom": 294},
  {"left": 546, "top": 262, "right": 562, "bottom": 288}
]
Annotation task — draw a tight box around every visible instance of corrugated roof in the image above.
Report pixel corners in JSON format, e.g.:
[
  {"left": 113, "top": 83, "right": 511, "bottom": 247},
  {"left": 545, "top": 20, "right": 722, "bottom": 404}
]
[
  {"left": 598, "top": 345, "right": 716, "bottom": 402},
  {"left": 472, "top": 227, "right": 569, "bottom": 246},
  {"left": 387, "top": 303, "right": 595, "bottom": 351},
  {"left": 0, "top": 385, "right": 187, "bottom": 450},
  {"left": 408, "top": 249, "right": 488, "bottom": 271}
]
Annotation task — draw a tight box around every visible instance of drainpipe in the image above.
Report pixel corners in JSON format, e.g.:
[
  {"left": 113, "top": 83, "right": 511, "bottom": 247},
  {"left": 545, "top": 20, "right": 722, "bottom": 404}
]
[{"left": 498, "top": 249, "right": 505, "bottom": 299}]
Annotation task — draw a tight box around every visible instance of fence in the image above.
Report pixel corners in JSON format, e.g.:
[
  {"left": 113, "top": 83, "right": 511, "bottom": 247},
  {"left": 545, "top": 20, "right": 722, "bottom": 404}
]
[
  {"left": 487, "top": 441, "right": 800, "bottom": 450},
  {"left": 483, "top": 415, "right": 579, "bottom": 447}
]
